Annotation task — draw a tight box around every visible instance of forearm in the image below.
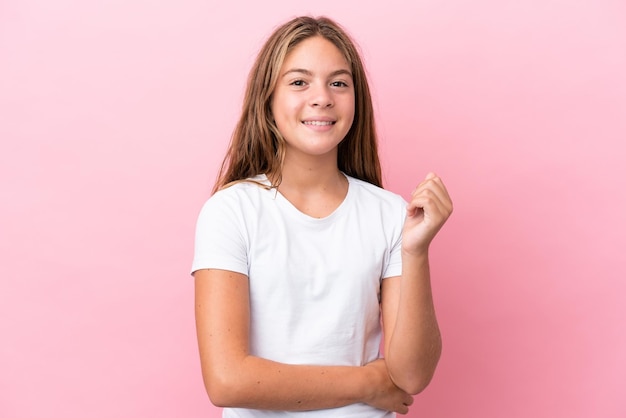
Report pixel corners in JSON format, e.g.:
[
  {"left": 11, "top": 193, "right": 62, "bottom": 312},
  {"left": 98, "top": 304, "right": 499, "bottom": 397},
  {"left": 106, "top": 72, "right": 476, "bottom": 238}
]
[
  {"left": 204, "top": 355, "right": 368, "bottom": 410},
  {"left": 385, "top": 251, "right": 442, "bottom": 394}
]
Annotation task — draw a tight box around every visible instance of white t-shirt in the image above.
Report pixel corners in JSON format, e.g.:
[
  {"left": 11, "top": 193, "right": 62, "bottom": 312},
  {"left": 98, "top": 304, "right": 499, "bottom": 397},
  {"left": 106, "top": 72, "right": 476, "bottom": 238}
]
[{"left": 192, "top": 174, "right": 407, "bottom": 418}]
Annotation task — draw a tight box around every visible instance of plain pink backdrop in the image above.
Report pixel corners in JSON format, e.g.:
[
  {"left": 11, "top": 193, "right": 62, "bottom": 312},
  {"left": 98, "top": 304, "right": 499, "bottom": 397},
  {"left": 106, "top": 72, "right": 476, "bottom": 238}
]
[{"left": 1, "top": 0, "right": 625, "bottom": 417}]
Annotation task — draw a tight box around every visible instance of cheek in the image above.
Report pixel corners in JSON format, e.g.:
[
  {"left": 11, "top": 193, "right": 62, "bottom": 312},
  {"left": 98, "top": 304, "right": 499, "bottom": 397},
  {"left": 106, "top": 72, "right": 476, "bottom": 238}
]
[
  {"left": 271, "top": 93, "right": 297, "bottom": 122},
  {"left": 344, "top": 98, "right": 356, "bottom": 125},
  {"left": 270, "top": 101, "right": 292, "bottom": 137}
]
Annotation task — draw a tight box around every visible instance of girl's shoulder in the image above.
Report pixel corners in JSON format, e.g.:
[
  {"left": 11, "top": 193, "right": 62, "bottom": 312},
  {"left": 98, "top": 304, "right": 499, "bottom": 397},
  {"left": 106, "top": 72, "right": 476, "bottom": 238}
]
[
  {"left": 345, "top": 175, "right": 407, "bottom": 207},
  {"left": 211, "top": 174, "right": 272, "bottom": 198},
  {"left": 201, "top": 174, "right": 274, "bottom": 214},
  {"left": 217, "top": 174, "right": 271, "bottom": 192}
]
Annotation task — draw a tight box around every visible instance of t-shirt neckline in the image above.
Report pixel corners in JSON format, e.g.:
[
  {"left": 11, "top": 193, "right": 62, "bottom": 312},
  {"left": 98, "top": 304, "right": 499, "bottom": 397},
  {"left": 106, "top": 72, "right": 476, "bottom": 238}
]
[{"left": 257, "top": 173, "right": 354, "bottom": 224}]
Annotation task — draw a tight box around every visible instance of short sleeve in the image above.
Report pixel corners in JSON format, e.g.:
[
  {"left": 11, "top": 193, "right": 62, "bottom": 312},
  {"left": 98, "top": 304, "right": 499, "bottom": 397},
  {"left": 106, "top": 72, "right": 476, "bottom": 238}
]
[
  {"left": 191, "top": 190, "right": 249, "bottom": 276},
  {"left": 381, "top": 196, "right": 407, "bottom": 279}
]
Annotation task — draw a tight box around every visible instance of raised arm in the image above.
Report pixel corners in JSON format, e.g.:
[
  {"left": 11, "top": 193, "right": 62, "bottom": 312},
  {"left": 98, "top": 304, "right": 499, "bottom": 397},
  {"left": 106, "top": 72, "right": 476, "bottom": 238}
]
[
  {"left": 194, "top": 268, "right": 413, "bottom": 413},
  {"left": 381, "top": 173, "right": 453, "bottom": 395}
]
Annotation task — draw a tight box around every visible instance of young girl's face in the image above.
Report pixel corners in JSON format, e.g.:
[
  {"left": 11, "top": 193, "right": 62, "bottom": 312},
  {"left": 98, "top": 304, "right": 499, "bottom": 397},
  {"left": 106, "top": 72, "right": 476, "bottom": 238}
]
[{"left": 271, "top": 36, "right": 355, "bottom": 161}]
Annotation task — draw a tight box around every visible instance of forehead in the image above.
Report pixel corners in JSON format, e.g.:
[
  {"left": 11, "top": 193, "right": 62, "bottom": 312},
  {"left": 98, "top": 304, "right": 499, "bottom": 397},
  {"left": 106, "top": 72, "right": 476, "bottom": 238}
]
[{"left": 281, "top": 36, "right": 351, "bottom": 73}]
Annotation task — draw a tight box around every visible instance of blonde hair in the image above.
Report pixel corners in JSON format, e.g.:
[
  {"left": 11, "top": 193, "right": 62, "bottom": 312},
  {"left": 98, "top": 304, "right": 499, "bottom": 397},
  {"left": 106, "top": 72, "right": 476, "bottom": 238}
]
[{"left": 213, "top": 16, "right": 382, "bottom": 193}]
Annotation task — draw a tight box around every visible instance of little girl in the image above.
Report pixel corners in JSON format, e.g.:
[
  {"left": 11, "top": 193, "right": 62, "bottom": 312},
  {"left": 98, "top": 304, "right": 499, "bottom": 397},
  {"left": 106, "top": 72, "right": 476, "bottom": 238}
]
[{"left": 192, "top": 16, "right": 452, "bottom": 417}]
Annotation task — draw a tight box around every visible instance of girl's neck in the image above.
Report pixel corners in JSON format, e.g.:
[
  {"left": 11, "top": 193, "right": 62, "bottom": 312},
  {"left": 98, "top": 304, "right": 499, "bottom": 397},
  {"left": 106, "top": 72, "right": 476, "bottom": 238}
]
[
  {"left": 272, "top": 153, "right": 348, "bottom": 218},
  {"left": 278, "top": 153, "right": 344, "bottom": 192}
]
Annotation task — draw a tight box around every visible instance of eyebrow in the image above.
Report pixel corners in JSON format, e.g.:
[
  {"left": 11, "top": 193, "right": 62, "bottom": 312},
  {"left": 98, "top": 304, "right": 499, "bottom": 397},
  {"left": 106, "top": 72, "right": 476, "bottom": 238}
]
[{"left": 282, "top": 68, "right": 353, "bottom": 78}]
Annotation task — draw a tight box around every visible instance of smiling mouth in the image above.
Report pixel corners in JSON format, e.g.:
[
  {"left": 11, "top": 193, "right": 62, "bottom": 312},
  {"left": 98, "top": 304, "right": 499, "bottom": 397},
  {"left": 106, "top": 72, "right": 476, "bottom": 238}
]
[{"left": 302, "top": 121, "right": 335, "bottom": 126}]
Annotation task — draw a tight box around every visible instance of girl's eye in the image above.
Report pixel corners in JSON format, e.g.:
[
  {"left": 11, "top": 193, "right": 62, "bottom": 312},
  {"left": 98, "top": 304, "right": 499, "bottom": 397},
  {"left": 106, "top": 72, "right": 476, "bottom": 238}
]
[
  {"left": 290, "top": 80, "right": 306, "bottom": 86},
  {"left": 331, "top": 81, "right": 348, "bottom": 87}
]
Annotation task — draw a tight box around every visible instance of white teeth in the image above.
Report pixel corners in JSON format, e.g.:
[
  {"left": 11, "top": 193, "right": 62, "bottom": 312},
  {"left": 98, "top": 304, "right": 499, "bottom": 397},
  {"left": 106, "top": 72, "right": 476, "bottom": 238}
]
[{"left": 303, "top": 121, "right": 334, "bottom": 126}]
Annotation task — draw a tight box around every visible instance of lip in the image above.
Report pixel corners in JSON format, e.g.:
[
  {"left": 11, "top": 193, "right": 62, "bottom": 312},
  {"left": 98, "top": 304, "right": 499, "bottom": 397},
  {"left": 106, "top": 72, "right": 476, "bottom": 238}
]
[
  {"left": 301, "top": 116, "right": 336, "bottom": 123},
  {"left": 301, "top": 118, "right": 336, "bottom": 132},
  {"left": 301, "top": 121, "right": 336, "bottom": 128}
]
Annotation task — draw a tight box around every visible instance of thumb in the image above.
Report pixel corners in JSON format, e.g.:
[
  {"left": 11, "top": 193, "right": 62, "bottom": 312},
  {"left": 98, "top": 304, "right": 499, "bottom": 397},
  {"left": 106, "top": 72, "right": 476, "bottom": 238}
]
[{"left": 406, "top": 201, "right": 424, "bottom": 219}]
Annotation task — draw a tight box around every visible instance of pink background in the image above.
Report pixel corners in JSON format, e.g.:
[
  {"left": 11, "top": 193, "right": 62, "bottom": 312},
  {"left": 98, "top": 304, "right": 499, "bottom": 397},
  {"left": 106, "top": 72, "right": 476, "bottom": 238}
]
[{"left": 1, "top": 0, "right": 625, "bottom": 417}]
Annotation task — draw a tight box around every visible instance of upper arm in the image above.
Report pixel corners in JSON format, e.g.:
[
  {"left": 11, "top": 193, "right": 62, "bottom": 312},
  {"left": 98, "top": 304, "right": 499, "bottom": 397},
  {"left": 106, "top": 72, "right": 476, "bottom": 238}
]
[
  {"left": 194, "top": 268, "right": 250, "bottom": 394},
  {"left": 380, "top": 275, "right": 402, "bottom": 357}
]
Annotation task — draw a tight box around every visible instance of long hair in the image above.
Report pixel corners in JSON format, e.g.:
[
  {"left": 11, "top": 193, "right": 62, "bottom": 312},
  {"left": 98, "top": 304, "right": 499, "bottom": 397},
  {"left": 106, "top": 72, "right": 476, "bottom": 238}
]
[{"left": 212, "top": 16, "right": 382, "bottom": 193}]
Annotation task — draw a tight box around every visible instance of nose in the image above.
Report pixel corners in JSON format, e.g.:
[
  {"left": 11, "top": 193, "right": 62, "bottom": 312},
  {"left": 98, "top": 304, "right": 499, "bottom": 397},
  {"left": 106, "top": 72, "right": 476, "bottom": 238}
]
[{"left": 309, "top": 84, "right": 333, "bottom": 108}]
